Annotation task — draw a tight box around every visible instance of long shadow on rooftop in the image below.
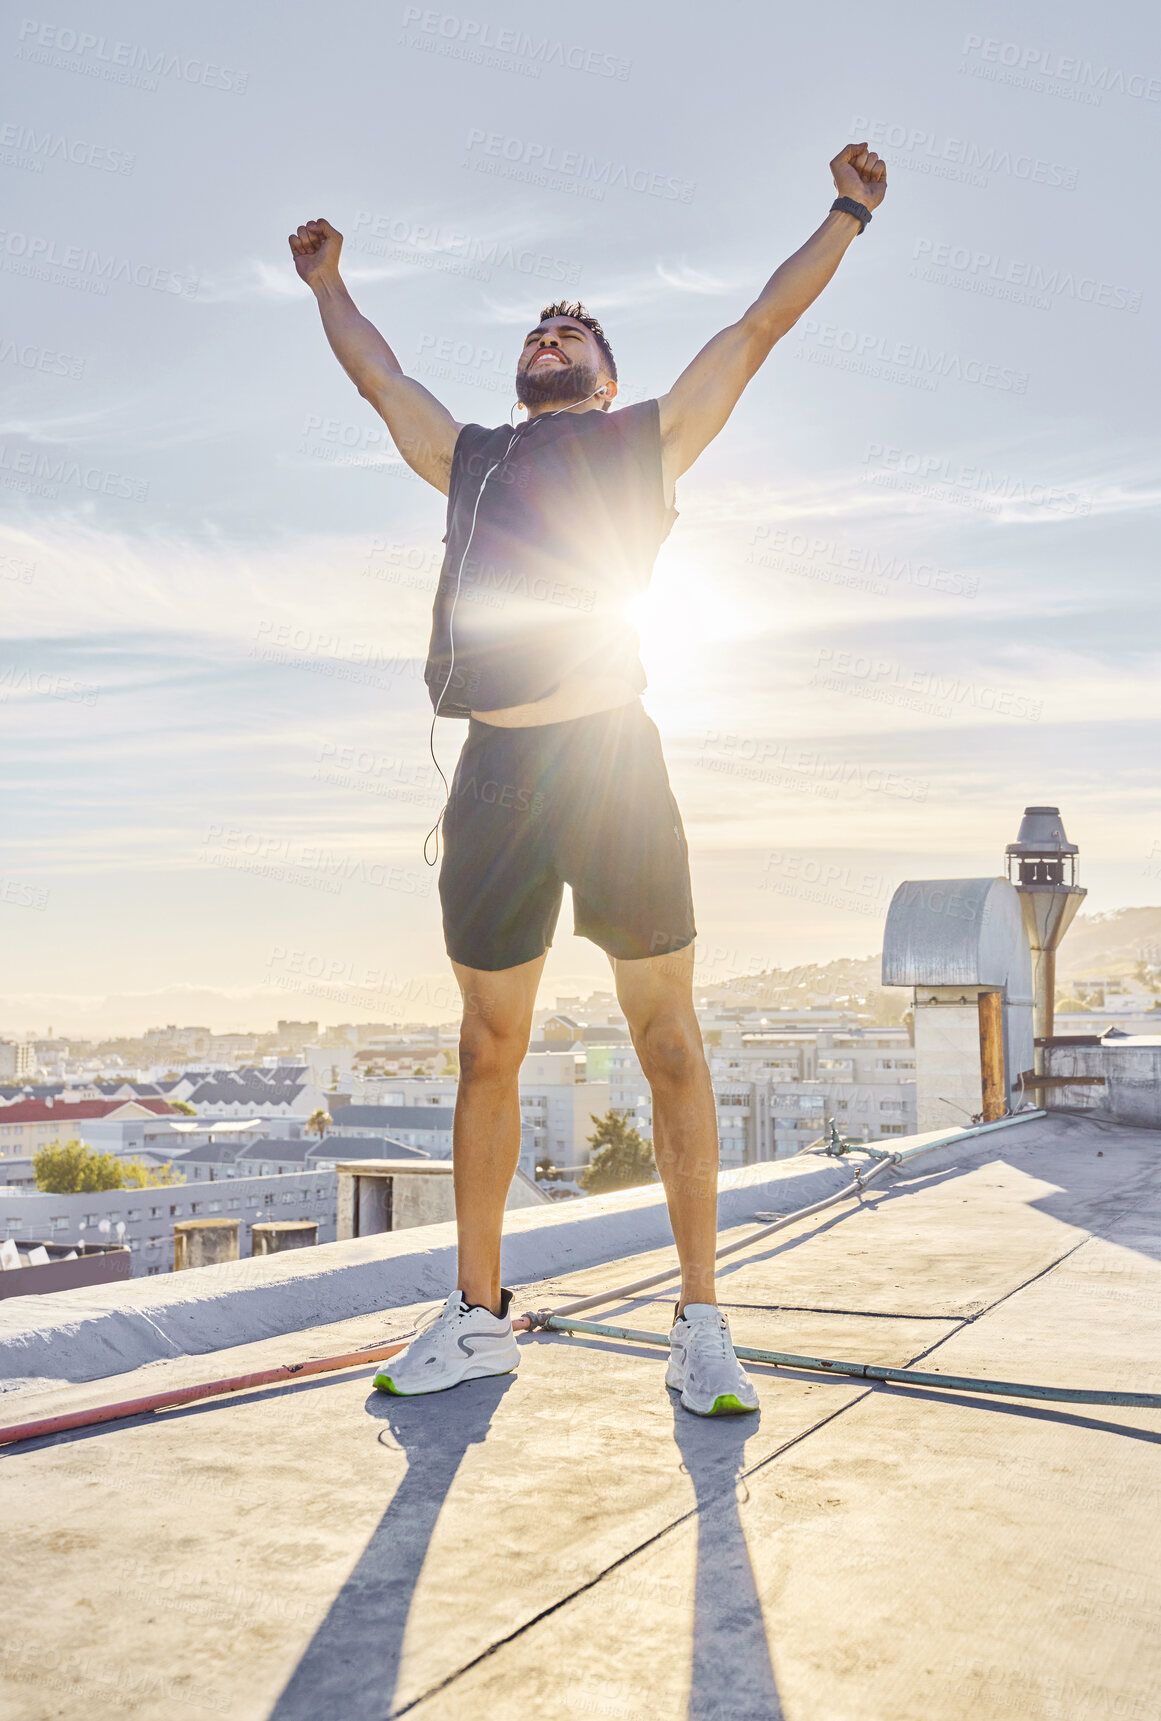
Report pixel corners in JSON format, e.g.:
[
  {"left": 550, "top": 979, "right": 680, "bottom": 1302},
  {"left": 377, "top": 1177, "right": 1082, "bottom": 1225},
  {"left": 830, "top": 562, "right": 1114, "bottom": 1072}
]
[
  {"left": 672, "top": 1400, "right": 784, "bottom": 1721},
  {"left": 267, "top": 1375, "right": 513, "bottom": 1721}
]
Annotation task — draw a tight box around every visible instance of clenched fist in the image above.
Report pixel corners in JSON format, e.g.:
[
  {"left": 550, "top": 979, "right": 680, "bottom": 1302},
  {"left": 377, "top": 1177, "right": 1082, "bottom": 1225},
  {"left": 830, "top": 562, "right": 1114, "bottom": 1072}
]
[
  {"left": 289, "top": 217, "right": 343, "bottom": 287},
  {"left": 830, "top": 143, "right": 887, "bottom": 212}
]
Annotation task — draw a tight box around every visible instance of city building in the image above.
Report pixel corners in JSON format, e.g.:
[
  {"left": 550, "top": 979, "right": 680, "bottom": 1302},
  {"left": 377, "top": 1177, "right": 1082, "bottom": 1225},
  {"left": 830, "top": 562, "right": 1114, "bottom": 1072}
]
[
  {"left": 172, "top": 1135, "right": 429, "bottom": 1180},
  {"left": 516, "top": 1052, "right": 610, "bottom": 1174},
  {"left": 0, "top": 1167, "right": 339, "bottom": 1276},
  {"left": 336, "top": 1056, "right": 612, "bottom": 1175},
  {"left": 0, "top": 1097, "right": 179, "bottom": 1160},
  {"left": 329, "top": 1105, "right": 455, "bottom": 1157},
  {"left": 0, "top": 1042, "right": 35, "bottom": 1080},
  {"left": 603, "top": 1021, "right": 916, "bottom": 1165},
  {"left": 177, "top": 1070, "right": 332, "bottom": 1123}
]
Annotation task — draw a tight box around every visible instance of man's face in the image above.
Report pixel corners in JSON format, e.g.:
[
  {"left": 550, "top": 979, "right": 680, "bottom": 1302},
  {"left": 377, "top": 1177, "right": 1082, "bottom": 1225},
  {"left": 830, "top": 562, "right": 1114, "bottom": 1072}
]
[{"left": 515, "top": 316, "right": 609, "bottom": 409}]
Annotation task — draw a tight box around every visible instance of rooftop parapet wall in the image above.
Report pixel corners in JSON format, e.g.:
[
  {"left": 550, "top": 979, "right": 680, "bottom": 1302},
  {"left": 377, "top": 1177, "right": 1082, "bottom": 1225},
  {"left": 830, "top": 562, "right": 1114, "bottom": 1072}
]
[{"left": 1044, "top": 1037, "right": 1161, "bottom": 1130}]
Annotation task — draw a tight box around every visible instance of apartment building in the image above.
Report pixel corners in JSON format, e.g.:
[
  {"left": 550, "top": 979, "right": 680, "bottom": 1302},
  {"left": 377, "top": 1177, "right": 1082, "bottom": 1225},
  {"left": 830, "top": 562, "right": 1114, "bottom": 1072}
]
[
  {"left": 343, "top": 1054, "right": 610, "bottom": 1175},
  {"left": 0, "top": 1041, "right": 35, "bottom": 1080},
  {"left": 0, "top": 1097, "right": 179, "bottom": 1159},
  {"left": 0, "top": 1168, "right": 338, "bottom": 1277},
  {"left": 604, "top": 1018, "right": 916, "bottom": 1166},
  {"left": 328, "top": 1105, "right": 454, "bottom": 1157},
  {"left": 179, "top": 1070, "right": 331, "bottom": 1122}
]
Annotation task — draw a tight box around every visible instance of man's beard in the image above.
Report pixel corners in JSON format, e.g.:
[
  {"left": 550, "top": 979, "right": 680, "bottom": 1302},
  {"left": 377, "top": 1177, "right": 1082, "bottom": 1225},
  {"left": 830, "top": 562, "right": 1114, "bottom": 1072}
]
[{"left": 515, "top": 353, "right": 601, "bottom": 410}]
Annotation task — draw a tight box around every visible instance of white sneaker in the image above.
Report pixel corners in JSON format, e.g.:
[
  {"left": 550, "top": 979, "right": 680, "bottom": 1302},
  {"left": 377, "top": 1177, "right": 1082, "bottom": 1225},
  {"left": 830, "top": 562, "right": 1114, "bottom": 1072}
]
[
  {"left": 373, "top": 1289, "right": 521, "bottom": 1397},
  {"left": 667, "top": 1303, "right": 759, "bottom": 1416}
]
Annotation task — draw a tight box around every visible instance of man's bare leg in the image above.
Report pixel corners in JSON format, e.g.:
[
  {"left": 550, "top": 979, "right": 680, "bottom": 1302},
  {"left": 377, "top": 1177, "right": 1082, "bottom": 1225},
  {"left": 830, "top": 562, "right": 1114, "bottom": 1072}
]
[
  {"left": 450, "top": 952, "right": 547, "bottom": 1313},
  {"left": 611, "top": 943, "right": 718, "bottom": 1312}
]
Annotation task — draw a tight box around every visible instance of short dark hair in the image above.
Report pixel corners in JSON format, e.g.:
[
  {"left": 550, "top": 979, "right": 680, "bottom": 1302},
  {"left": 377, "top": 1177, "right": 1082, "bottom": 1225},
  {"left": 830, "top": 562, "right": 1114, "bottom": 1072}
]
[{"left": 538, "top": 300, "right": 617, "bottom": 384}]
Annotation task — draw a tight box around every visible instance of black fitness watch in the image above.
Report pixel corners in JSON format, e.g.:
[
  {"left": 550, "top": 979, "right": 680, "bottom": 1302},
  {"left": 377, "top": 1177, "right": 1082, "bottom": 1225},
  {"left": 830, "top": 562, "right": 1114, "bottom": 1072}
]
[{"left": 830, "top": 196, "right": 872, "bottom": 233}]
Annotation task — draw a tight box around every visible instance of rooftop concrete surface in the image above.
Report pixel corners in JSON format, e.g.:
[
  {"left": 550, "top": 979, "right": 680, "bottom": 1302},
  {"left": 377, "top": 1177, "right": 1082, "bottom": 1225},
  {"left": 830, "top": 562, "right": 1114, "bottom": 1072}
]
[{"left": 2, "top": 1111, "right": 1160, "bottom": 1720}]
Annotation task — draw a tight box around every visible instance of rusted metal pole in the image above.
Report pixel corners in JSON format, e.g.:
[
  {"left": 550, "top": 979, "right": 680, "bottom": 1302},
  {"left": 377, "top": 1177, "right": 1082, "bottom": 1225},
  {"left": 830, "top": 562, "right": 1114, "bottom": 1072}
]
[
  {"left": 1030, "top": 945, "right": 1058, "bottom": 1077},
  {"left": 977, "top": 990, "right": 1006, "bottom": 1122}
]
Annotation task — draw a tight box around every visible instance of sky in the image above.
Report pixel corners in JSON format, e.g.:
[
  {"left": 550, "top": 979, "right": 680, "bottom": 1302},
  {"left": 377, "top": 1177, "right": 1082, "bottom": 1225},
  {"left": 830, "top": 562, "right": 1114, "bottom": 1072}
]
[{"left": 2, "top": 0, "right": 1160, "bottom": 1036}]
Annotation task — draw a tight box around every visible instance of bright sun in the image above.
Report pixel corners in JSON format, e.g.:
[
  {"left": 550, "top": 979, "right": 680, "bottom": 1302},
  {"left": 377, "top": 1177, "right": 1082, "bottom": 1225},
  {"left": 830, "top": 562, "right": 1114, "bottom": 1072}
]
[{"left": 627, "top": 567, "right": 750, "bottom": 696}]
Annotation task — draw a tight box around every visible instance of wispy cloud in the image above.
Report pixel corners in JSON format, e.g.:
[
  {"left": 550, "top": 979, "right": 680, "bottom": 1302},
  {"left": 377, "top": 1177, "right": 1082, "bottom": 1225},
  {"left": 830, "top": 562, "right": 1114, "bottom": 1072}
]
[
  {"left": 192, "top": 259, "right": 308, "bottom": 305},
  {"left": 654, "top": 260, "right": 734, "bottom": 294}
]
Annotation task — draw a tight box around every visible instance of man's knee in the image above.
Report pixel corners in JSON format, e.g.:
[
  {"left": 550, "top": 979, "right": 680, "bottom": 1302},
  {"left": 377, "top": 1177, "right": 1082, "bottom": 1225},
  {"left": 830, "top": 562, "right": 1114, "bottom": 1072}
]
[
  {"left": 458, "top": 1018, "right": 528, "bottom": 1086},
  {"left": 637, "top": 1015, "right": 704, "bottom": 1086}
]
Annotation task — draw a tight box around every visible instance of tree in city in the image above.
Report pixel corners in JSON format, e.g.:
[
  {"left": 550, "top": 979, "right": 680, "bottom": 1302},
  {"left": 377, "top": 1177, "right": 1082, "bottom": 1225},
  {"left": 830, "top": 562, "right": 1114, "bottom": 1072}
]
[
  {"left": 33, "top": 1140, "right": 187, "bottom": 1192},
  {"left": 121, "top": 1158, "right": 185, "bottom": 1188},
  {"left": 306, "top": 1108, "right": 333, "bottom": 1140},
  {"left": 580, "top": 1111, "right": 657, "bottom": 1194},
  {"left": 34, "top": 1140, "right": 128, "bottom": 1193},
  {"left": 168, "top": 1100, "right": 197, "bottom": 1116}
]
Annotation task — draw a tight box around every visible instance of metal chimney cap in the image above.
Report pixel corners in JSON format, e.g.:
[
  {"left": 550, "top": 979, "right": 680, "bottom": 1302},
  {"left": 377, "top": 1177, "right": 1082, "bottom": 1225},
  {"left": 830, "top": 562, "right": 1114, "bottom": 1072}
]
[{"left": 1005, "top": 805, "right": 1079, "bottom": 858}]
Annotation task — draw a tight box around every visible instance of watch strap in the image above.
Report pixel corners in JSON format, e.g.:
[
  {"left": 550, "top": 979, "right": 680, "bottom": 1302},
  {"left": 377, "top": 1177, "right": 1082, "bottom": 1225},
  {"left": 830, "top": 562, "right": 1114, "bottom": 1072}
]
[{"left": 831, "top": 196, "right": 872, "bottom": 233}]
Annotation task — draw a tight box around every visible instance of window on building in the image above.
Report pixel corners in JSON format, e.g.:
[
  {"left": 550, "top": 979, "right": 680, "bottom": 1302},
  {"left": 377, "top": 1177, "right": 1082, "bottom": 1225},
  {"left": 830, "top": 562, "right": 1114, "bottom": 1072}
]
[
  {"left": 149, "top": 1206, "right": 163, "bottom": 1219},
  {"left": 126, "top": 1208, "right": 141, "bottom": 1221},
  {"left": 51, "top": 1216, "right": 68, "bottom": 1231},
  {"left": 147, "top": 1266, "right": 160, "bottom": 1275},
  {"left": 228, "top": 1198, "right": 240, "bottom": 1210},
  {"left": 170, "top": 1205, "right": 181, "bottom": 1217},
  {"left": 208, "top": 1201, "right": 221, "bottom": 1213}
]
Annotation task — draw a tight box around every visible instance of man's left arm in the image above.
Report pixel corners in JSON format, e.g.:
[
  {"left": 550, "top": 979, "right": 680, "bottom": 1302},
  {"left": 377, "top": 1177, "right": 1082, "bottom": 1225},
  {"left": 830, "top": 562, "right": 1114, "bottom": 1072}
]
[{"left": 657, "top": 144, "right": 887, "bottom": 492}]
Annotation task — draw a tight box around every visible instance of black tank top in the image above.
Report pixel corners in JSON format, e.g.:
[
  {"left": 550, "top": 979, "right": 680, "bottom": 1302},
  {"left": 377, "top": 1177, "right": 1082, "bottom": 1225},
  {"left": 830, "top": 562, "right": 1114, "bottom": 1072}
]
[{"left": 424, "top": 399, "right": 677, "bottom": 717}]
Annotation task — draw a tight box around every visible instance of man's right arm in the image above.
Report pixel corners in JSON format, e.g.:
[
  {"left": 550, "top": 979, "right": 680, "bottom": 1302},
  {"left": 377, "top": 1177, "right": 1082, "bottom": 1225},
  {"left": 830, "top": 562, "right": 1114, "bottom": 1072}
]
[{"left": 289, "top": 218, "right": 461, "bottom": 495}]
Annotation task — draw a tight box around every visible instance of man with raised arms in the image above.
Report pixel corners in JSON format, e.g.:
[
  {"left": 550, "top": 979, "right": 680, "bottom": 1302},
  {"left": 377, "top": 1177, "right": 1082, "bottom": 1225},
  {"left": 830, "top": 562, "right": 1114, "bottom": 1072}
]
[{"left": 289, "top": 142, "right": 887, "bottom": 1416}]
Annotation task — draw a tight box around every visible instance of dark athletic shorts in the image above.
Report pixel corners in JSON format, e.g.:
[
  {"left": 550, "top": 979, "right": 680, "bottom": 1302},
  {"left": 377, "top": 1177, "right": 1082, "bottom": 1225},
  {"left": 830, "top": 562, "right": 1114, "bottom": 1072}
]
[{"left": 439, "top": 699, "right": 696, "bottom": 972}]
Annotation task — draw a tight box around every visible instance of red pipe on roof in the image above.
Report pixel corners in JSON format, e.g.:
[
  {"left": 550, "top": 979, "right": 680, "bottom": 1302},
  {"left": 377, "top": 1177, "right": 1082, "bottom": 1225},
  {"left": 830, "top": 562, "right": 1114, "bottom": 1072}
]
[{"left": 0, "top": 1338, "right": 408, "bottom": 1449}]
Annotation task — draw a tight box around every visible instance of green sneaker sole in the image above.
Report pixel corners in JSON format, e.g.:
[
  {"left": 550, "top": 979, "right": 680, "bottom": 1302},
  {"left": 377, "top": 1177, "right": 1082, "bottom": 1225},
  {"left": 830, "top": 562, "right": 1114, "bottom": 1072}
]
[
  {"left": 707, "top": 1392, "right": 758, "bottom": 1416},
  {"left": 372, "top": 1366, "right": 518, "bottom": 1397}
]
